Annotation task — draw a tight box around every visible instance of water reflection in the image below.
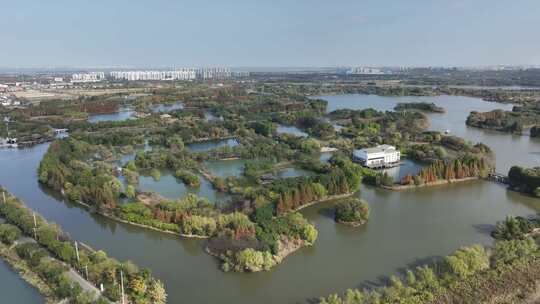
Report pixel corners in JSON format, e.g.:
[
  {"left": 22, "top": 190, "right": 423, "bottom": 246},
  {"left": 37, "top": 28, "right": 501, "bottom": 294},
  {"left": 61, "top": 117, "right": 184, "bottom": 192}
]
[
  {"left": 151, "top": 101, "right": 184, "bottom": 113},
  {"left": 276, "top": 125, "right": 309, "bottom": 137},
  {"left": 382, "top": 159, "right": 423, "bottom": 182},
  {"left": 205, "top": 159, "right": 247, "bottom": 178},
  {"left": 187, "top": 138, "right": 238, "bottom": 152},
  {"left": 121, "top": 169, "right": 230, "bottom": 204},
  {"left": 88, "top": 107, "right": 136, "bottom": 123}
]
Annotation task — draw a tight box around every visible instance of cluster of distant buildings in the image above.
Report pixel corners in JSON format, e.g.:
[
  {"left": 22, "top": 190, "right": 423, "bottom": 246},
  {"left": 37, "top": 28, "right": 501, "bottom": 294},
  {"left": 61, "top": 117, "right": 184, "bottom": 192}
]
[
  {"left": 345, "top": 67, "right": 386, "bottom": 75},
  {"left": 0, "top": 95, "right": 20, "bottom": 107},
  {"left": 71, "top": 72, "right": 106, "bottom": 83},
  {"left": 72, "top": 68, "right": 248, "bottom": 83}
]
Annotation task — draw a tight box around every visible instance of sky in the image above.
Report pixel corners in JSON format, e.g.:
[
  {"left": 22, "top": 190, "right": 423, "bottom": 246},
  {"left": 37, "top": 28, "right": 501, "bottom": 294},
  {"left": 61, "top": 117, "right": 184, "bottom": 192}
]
[{"left": 1, "top": 0, "right": 540, "bottom": 68}]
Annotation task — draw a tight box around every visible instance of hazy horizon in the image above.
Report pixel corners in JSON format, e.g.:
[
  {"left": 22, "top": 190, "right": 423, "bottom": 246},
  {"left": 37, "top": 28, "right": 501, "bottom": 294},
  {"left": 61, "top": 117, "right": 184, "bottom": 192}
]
[{"left": 2, "top": 0, "right": 540, "bottom": 68}]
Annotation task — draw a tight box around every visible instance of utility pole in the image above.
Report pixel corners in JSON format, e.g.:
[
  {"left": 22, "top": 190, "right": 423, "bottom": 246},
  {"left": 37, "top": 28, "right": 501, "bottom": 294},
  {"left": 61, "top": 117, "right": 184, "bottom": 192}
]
[
  {"left": 32, "top": 213, "right": 37, "bottom": 240},
  {"left": 85, "top": 265, "right": 89, "bottom": 280},
  {"left": 75, "top": 241, "right": 80, "bottom": 263},
  {"left": 2, "top": 191, "right": 5, "bottom": 203},
  {"left": 120, "top": 269, "right": 125, "bottom": 304}
]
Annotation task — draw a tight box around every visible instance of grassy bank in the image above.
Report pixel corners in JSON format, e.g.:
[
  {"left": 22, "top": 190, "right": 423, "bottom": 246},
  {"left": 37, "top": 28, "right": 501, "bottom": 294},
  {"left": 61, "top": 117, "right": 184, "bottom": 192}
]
[{"left": 0, "top": 243, "right": 57, "bottom": 304}]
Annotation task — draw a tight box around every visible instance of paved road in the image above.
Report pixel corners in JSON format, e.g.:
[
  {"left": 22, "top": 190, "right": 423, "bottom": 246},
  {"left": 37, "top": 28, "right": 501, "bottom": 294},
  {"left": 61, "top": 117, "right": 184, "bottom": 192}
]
[{"left": 65, "top": 269, "right": 102, "bottom": 300}]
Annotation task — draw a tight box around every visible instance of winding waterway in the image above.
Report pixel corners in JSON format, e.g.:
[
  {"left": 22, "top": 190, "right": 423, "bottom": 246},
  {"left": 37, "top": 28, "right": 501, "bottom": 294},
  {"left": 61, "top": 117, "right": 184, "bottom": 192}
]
[{"left": 0, "top": 94, "right": 539, "bottom": 303}]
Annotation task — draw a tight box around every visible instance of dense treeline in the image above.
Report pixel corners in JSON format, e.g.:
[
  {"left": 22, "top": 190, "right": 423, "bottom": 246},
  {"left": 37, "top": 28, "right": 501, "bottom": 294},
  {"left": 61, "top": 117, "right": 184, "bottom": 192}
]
[
  {"left": 394, "top": 102, "right": 445, "bottom": 113},
  {"left": 508, "top": 166, "right": 540, "bottom": 197},
  {"left": 38, "top": 138, "right": 122, "bottom": 210},
  {"left": 118, "top": 193, "right": 318, "bottom": 272},
  {"left": 0, "top": 188, "right": 166, "bottom": 303},
  {"left": 401, "top": 155, "right": 490, "bottom": 186},
  {"left": 273, "top": 155, "right": 362, "bottom": 214}
]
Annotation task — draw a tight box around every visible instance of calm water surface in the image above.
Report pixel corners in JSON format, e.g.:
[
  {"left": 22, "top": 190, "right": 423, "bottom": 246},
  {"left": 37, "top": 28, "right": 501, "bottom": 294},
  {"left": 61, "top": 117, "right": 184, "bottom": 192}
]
[
  {"left": 135, "top": 170, "right": 230, "bottom": 203},
  {"left": 205, "top": 159, "right": 247, "bottom": 178},
  {"left": 187, "top": 138, "right": 238, "bottom": 152},
  {"left": 151, "top": 101, "right": 184, "bottom": 113},
  {"left": 0, "top": 259, "right": 44, "bottom": 303},
  {"left": 277, "top": 125, "right": 309, "bottom": 137},
  {"left": 88, "top": 101, "right": 183, "bottom": 123},
  {"left": 88, "top": 108, "right": 136, "bottom": 123},
  {"left": 0, "top": 94, "right": 539, "bottom": 304}
]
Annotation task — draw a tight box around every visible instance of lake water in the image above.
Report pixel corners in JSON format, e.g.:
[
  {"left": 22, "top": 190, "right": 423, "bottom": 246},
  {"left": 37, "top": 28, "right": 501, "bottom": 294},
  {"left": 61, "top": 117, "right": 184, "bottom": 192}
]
[
  {"left": 134, "top": 170, "right": 230, "bottom": 204},
  {"left": 151, "top": 101, "right": 184, "bottom": 113},
  {"left": 187, "top": 138, "right": 239, "bottom": 152},
  {"left": 0, "top": 94, "right": 539, "bottom": 304},
  {"left": 274, "top": 167, "right": 314, "bottom": 178},
  {"left": 276, "top": 125, "right": 309, "bottom": 137},
  {"left": 88, "top": 101, "right": 184, "bottom": 123},
  {"left": 383, "top": 159, "right": 423, "bottom": 182},
  {"left": 88, "top": 108, "right": 136, "bottom": 123},
  {"left": 0, "top": 259, "right": 44, "bottom": 303},
  {"left": 205, "top": 159, "right": 247, "bottom": 178}
]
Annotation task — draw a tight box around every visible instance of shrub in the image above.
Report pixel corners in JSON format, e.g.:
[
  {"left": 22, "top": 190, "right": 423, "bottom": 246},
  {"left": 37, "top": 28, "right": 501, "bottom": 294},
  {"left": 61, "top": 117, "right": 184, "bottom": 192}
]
[
  {"left": 334, "top": 199, "right": 370, "bottom": 225},
  {"left": 0, "top": 224, "right": 21, "bottom": 245},
  {"left": 174, "top": 170, "right": 201, "bottom": 187}
]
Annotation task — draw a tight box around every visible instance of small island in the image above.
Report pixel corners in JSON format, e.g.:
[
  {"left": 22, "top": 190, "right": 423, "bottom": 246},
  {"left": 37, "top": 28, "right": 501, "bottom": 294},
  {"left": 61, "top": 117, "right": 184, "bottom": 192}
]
[
  {"left": 508, "top": 166, "right": 540, "bottom": 197},
  {"left": 334, "top": 198, "right": 370, "bottom": 227},
  {"left": 466, "top": 105, "right": 540, "bottom": 134},
  {"left": 394, "top": 102, "right": 445, "bottom": 113}
]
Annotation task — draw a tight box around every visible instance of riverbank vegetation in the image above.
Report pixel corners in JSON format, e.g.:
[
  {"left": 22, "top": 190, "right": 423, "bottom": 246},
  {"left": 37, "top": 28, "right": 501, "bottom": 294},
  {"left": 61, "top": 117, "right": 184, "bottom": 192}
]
[
  {"left": 0, "top": 188, "right": 167, "bottom": 304},
  {"left": 319, "top": 215, "right": 540, "bottom": 304}
]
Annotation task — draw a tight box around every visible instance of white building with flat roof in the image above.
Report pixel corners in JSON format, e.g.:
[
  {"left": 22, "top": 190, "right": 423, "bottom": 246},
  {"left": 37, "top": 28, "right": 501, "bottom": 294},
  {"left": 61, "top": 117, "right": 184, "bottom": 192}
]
[{"left": 353, "top": 144, "right": 400, "bottom": 168}]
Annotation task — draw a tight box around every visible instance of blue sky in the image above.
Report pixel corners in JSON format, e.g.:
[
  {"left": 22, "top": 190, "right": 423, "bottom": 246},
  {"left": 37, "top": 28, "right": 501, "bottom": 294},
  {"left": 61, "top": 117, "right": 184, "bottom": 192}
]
[{"left": 1, "top": 0, "right": 539, "bottom": 67}]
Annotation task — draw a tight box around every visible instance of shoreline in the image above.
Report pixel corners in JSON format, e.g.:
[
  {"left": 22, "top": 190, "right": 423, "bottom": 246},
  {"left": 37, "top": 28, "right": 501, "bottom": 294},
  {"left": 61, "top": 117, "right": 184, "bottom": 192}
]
[
  {"left": 382, "top": 176, "right": 480, "bottom": 191},
  {"left": 293, "top": 192, "right": 357, "bottom": 212},
  {"left": 336, "top": 219, "right": 367, "bottom": 227},
  {"left": 0, "top": 243, "right": 57, "bottom": 304},
  {"left": 70, "top": 199, "right": 211, "bottom": 239},
  {"left": 205, "top": 237, "right": 308, "bottom": 272}
]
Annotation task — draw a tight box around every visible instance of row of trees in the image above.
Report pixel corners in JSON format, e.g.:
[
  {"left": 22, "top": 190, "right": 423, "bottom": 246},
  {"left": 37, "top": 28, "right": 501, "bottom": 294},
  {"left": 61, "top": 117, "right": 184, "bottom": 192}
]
[
  {"left": 402, "top": 155, "right": 490, "bottom": 186},
  {"left": 13, "top": 242, "right": 105, "bottom": 303},
  {"left": 0, "top": 189, "right": 166, "bottom": 304},
  {"left": 272, "top": 155, "right": 363, "bottom": 214}
]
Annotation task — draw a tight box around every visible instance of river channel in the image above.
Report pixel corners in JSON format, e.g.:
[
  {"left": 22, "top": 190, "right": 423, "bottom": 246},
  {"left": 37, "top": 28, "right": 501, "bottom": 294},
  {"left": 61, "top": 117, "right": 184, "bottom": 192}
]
[{"left": 0, "top": 94, "right": 539, "bottom": 303}]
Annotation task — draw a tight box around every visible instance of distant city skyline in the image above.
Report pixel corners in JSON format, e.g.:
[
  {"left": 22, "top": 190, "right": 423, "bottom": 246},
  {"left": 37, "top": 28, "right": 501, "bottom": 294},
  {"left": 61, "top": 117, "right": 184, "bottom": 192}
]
[{"left": 2, "top": 0, "right": 540, "bottom": 68}]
